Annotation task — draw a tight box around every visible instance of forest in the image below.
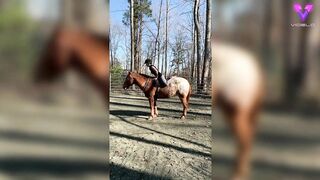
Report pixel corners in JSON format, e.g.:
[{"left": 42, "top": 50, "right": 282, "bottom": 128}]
[{"left": 110, "top": 0, "right": 212, "bottom": 93}]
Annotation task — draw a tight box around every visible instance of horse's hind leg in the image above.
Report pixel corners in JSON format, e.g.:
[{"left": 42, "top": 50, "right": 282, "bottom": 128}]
[
  {"left": 230, "top": 109, "right": 254, "bottom": 180},
  {"left": 179, "top": 95, "right": 188, "bottom": 119}
]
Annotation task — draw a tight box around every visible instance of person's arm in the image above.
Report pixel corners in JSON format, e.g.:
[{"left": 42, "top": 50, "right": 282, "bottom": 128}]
[{"left": 149, "top": 65, "right": 159, "bottom": 76}]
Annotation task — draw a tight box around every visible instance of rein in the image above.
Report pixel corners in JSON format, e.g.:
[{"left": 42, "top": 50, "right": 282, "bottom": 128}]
[{"left": 142, "top": 78, "right": 151, "bottom": 91}]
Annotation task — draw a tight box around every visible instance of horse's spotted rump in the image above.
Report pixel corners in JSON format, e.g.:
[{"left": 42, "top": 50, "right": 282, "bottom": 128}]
[{"left": 167, "top": 77, "right": 190, "bottom": 97}]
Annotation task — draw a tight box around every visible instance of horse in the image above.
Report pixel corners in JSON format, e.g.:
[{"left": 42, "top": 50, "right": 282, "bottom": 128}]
[
  {"left": 34, "top": 26, "right": 109, "bottom": 99},
  {"left": 123, "top": 72, "right": 192, "bottom": 120},
  {"left": 213, "top": 42, "right": 265, "bottom": 180}
]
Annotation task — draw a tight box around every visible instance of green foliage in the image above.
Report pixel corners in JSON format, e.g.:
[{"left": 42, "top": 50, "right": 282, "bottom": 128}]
[
  {"left": 0, "top": 1, "right": 38, "bottom": 81},
  {"left": 122, "top": 0, "right": 152, "bottom": 26},
  {"left": 111, "top": 64, "right": 124, "bottom": 81}
]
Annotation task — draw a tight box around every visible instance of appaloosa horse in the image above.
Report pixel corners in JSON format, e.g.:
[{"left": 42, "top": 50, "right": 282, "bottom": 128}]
[
  {"left": 123, "top": 72, "right": 192, "bottom": 120},
  {"left": 213, "top": 42, "right": 264, "bottom": 180},
  {"left": 34, "top": 27, "right": 109, "bottom": 99}
]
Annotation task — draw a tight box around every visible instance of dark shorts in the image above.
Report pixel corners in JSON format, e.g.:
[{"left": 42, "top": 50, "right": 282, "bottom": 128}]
[{"left": 158, "top": 73, "right": 167, "bottom": 88}]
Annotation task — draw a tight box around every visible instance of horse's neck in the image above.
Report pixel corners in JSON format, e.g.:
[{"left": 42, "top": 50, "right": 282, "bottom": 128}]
[
  {"left": 133, "top": 75, "right": 148, "bottom": 90},
  {"left": 71, "top": 37, "right": 107, "bottom": 82}
]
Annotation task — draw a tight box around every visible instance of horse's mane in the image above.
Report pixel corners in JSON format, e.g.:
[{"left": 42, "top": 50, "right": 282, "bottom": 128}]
[
  {"left": 90, "top": 33, "right": 109, "bottom": 46},
  {"left": 138, "top": 73, "right": 155, "bottom": 79},
  {"left": 50, "top": 26, "right": 108, "bottom": 47}
]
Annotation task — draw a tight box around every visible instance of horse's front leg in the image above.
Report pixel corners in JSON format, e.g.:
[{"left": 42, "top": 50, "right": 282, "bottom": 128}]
[
  {"left": 148, "top": 97, "right": 156, "bottom": 120},
  {"left": 154, "top": 97, "right": 158, "bottom": 116}
]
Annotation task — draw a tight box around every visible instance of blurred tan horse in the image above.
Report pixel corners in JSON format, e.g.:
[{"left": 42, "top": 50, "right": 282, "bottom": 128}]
[
  {"left": 213, "top": 42, "right": 265, "bottom": 180},
  {"left": 123, "top": 72, "right": 192, "bottom": 120}
]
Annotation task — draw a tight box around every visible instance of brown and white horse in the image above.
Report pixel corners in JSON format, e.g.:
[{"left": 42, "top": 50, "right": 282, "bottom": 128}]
[
  {"left": 123, "top": 72, "right": 192, "bottom": 120},
  {"left": 213, "top": 42, "right": 265, "bottom": 180},
  {"left": 34, "top": 27, "right": 109, "bottom": 99}
]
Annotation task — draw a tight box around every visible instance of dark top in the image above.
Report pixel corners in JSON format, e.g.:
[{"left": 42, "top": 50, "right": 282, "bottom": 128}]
[{"left": 149, "top": 65, "right": 159, "bottom": 77}]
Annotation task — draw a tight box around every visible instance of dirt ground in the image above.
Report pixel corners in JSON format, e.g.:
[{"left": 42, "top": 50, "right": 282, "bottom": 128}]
[
  {"left": 0, "top": 88, "right": 319, "bottom": 180},
  {"left": 110, "top": 93, "right": 320, "bottom": 180},
  {"left": 213, "top": 109, "right": 320, "bottom": 180},
  {"left": 0, "top": 89, "right": 108, "bottom": 180},
  {"left": 110, "top": 93, "right": 212, "bottom": 180}
]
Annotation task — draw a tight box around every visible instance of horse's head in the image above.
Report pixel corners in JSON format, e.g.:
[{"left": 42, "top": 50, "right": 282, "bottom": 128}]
[
  {"left": 34, "top": 28, "right": 74, "bottom": 83},
  {"left": 123, "top": 72, "right": 135, "bottom": 90}
]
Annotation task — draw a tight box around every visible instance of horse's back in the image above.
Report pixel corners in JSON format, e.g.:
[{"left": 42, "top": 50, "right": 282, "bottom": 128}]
[{"left": 167, "top": 76, "right": 190, "bottom": 96}]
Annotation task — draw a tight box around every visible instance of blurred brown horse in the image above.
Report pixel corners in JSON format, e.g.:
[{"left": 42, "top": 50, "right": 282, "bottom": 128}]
[
  {"left": 34, "top": 27, "right": 108, "bottom": 98},
  {"left": 213, "top": 42, "right": 264, "bottom": 180}
]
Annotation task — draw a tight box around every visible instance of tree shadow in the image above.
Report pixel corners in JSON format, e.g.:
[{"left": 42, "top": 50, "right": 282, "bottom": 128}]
[
  {"left": 111, "top": 110, "right": 148, "bottom": 117},
  {"left": 111, "top": 163, "right": 172, "bottom": 180},
  {"left": 110, "top": 101, "right": 211, "bottom": 117},
  {"left": 110, "top": 131, "right": 211, "bottom": 158},
  {"left": 0, "top": 130, "right": 107, "bottom": 150},
  {"left": 111, "top": 95, "right": 211, "bottom": 107},
  {"left": 0, "top": 156, "right": 107, "bottom": 175},
  {"left": 110, "top": 111, "right": 211, "bottom": 149},
  {"left": 214, "top": 154, "right": 320, "bottom": 179}
]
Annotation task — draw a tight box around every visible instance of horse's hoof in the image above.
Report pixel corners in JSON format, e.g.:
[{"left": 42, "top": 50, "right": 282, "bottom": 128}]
[
  {"left": 148, "top": 116, "right": 156, "bottom": 120},
  {"left": 180, "top": 116, "right": 186, "bottom": 120}
]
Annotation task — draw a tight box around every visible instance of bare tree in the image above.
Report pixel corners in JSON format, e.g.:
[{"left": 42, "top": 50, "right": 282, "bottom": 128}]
[
  {"left": 191, "top": 16, "right": 196, "bottom": 80},
  {"left": 130, "top": 0, "right": 135, "bottom": 71},
  {"left": 194, "top": 0, "right": 201, "bottom": 92},
  {"left": 110, "top": 25, "right": 122, "bottom": 67},
  {"left": 152, "top": 0, "right": 163, "bottom": 68},
  {"left": 164, "top": 0, "right": 169, "bottom": 77},
  {"left": 201, "top": 0, "right": 211, "bottom": 92}
]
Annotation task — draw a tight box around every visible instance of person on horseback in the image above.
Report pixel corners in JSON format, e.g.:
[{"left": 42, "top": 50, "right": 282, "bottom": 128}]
[{"left": 144, "top": 59, "right": 167, "bottom": 88}]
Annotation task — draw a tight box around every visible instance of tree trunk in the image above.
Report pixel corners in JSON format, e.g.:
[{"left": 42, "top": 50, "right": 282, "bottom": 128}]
[
  {"left": 261, "top": 0, "right": 272, "bottom": 69},
  {"left": 282, "top": 0, "right": 293, "bottom": 103},
  {"left": 164, "top": 0, "right": 169, "bottom": 77},
  {"left": 194, "top": 0, "right": 201, "bottom": 93},
  {"left": 191, "top": 20, "right": 196, "bottom": 80},
  {"left": 294, "top": 10, "right": 310, "bottom": 99},
  {"left": 130, "top": 0, "right": 135, "bottom": 72},
  {"left": 137, "top": 15, "right": 143, "bottom": 72},
  {"left": 201, "top": 0, "right": 212, "bottom": 92},
  {"left": 157, "top": 0, "right": 162, "bottom": 69}
]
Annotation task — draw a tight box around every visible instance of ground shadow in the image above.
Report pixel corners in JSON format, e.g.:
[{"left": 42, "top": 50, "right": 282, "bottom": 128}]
[
  {"left": 110, "top": 131, "right": 211, "bottom": 158},
  {"left": 214, "top": 154, "right": 320, "bottom": 179},
  {"left": 110, "top": 102, "right": 211, "bottom": 117},
  {"left": 111, "top": 163, "right": 172, "bottom": 180},
  {"left": 213, "top": 122, "right": 320, "bottom": 147},
  {"left": 0, "top": 156, "right": 107, "bottom": 175},
  {"left": 0, "top": 130, "right": 107, "bottom": 150},
  {"left": 111, "top": 110, "right": 148, "bottom": 117},
  {"left": 111, "top": 112, "right": 211, "bottom": 149},
  {"left": 111, "top": 95, "right": 211, "bottom": 107}
]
